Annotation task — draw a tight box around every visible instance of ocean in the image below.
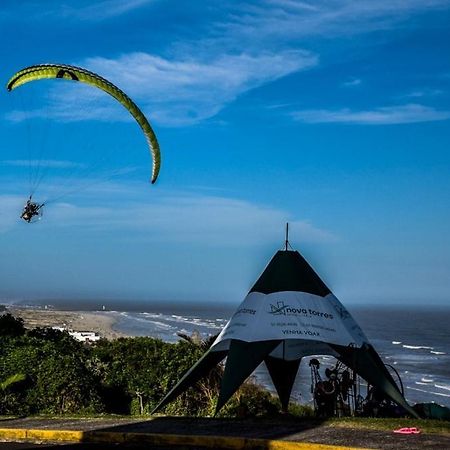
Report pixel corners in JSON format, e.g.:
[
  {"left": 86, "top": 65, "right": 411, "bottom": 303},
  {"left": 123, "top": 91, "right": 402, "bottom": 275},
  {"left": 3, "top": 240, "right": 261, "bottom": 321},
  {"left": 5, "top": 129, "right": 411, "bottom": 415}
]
[
  {"left": 5, "top": 299, "right": 450, "bottom": 408},
  {"left": 106, "top": 303, "right": 450, "bottom": 408}
]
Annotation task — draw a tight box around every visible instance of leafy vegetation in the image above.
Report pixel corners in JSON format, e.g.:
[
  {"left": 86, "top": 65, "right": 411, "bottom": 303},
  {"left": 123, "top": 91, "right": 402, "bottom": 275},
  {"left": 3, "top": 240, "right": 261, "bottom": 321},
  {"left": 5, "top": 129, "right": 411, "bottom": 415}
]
[{"left": 0, "top": 314, "right": 281, "bottom": 417}]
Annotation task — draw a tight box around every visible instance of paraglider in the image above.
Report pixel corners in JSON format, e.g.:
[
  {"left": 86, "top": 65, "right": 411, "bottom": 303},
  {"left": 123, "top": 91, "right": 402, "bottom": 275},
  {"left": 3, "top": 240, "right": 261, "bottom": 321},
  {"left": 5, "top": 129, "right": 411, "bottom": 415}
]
[
  {"left": 7, "top": 63, "right": 161, "bottom": 223},
  {"left": 20, "top": 196, "right": 44, "bottom": 223}
]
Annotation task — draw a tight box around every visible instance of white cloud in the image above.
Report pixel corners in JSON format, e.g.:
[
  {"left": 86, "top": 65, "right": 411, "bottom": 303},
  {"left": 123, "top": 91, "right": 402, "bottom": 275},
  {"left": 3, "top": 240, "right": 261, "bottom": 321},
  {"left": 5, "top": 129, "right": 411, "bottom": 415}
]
[
  {"left": 342, "top": 78, "right": 361, "bottom": 87},
  {"left": 222, "top": 0, "right": 450, "bottom": 42},
  {"left": 75, "top": 0, "right": 447, "bottom": 126},
  {"left": 71, "top": 0, "right": 154, "bottom": 20},
  {"left": 291, "top": 104, "right": 450, "bottom": 125},
  {"left": 44, "top": 0, "right": 156, "bottom": 21},
  {"left": 403, "top": 89, "right": 444, "bottom": 98},
  {"left": 1, "top": 160, "right": 86, "bottom": 169},
  {"left": 0, "top": 183, "right": 336, "bottom": 245},
  {"left": 5, "top": 1, "right": 448, "bottom": 127},
  {"left": 47, "top": 194, "right": 336, "bottom": 245},
  {"left": 0, "top": 195, "right": 25, "bottom": 233},
  {"left": 0, "top": 0, "right": 156, "bottom": 23},
  {"left": 6, "top": 51, "right": 318, "bottom": 126}
]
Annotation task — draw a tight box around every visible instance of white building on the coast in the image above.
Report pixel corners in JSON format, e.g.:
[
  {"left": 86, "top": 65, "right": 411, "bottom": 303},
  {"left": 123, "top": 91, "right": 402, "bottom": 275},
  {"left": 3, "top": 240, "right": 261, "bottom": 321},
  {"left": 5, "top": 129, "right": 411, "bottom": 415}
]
[{"left": 52, "top": 327, "right": 100, "bottom": 343}]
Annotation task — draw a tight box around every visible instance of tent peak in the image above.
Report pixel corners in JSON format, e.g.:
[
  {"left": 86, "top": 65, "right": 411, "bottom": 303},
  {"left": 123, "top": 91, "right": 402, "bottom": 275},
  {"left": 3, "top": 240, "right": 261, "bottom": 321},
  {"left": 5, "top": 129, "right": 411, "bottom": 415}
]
[{"left": 283, "top": 222, "right": 294, "bottom": 251}]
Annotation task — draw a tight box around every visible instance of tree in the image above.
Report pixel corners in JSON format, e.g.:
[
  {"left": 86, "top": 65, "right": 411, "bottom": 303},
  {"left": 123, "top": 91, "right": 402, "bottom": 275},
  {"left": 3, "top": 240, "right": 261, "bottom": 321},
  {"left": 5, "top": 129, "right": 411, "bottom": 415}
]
[{"left": 0, "top": 314, "right": 25, "bottom": 337}]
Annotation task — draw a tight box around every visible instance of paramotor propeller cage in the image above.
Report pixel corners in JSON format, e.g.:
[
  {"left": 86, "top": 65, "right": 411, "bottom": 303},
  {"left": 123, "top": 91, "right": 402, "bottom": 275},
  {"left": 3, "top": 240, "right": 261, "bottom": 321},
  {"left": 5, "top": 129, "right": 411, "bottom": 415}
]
[{"left": 20, "top": 200, "right": 44, "bottom": 223}]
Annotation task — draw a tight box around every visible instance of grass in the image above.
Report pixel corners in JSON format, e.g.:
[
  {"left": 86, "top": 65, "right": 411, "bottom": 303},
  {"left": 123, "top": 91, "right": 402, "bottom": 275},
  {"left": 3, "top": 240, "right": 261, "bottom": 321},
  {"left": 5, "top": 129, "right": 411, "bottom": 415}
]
[{"left": 327, "top": 416, "right": 450, "bottom": 435}]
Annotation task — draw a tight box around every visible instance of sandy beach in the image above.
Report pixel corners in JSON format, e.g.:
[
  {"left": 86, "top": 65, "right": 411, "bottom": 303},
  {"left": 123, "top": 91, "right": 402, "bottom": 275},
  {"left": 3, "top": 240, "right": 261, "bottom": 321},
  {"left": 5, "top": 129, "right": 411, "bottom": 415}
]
[{"left": 7, "top": 307, "right": 127, "bottom": 340}]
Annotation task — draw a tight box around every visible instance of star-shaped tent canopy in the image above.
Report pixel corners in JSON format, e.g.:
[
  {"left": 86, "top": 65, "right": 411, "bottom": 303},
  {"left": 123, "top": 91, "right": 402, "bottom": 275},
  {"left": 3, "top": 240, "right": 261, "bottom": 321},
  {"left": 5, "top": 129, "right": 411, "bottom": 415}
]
[{"left": 153, "top": 245, "right": 418, "bottom": 418}]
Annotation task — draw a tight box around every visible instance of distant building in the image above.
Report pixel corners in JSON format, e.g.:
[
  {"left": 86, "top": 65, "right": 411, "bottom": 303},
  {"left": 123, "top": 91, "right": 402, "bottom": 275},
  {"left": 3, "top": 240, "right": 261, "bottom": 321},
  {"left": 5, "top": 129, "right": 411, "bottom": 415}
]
[{"left": 52, "top": 327, "right": 100, "bottom": 343}]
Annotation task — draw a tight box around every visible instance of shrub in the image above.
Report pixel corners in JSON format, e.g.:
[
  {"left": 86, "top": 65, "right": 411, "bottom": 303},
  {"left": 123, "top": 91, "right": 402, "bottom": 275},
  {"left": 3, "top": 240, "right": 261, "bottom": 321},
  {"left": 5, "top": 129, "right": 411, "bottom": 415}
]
[{"left": 219, "top": 379, "right": 280, "bottom": 418}]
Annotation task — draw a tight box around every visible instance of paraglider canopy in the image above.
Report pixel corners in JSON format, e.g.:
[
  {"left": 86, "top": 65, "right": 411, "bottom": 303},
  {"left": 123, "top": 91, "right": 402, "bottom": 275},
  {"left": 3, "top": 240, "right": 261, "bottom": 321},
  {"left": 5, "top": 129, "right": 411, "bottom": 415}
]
[{"left": 7, "top": 63, "right": 161, "bottom": 184}]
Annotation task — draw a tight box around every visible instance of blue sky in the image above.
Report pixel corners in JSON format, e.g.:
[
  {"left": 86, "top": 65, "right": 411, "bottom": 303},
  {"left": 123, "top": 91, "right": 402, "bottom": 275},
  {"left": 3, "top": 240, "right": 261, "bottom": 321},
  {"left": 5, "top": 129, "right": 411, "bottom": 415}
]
[{"left": 1, "top": 0, "right": 450, "bottom": 307}]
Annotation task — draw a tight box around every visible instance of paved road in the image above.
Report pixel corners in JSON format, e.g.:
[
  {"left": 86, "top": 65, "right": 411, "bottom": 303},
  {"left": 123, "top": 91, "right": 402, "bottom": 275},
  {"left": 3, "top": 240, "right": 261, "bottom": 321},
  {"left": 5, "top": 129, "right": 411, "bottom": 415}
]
[
  {"left": 2, "top": 444, "right": 226, "bottom": 450},
  {"left": 1, "top": 416, "right": 449, "bottom": 449}
]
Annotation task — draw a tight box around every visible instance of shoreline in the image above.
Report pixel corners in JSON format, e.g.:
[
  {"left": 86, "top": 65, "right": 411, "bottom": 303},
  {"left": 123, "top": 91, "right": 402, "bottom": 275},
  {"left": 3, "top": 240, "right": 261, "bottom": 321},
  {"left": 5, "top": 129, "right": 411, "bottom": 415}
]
[{"left": 7, "top": 307, "right": 128, "bottom": 340}]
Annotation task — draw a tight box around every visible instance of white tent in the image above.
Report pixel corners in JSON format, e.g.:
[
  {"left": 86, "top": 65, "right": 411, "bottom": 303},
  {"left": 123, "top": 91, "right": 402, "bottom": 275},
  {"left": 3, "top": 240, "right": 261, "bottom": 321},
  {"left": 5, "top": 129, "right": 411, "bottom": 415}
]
[{"left": 154, "top": 244, "right": 418, "bottom": 418}]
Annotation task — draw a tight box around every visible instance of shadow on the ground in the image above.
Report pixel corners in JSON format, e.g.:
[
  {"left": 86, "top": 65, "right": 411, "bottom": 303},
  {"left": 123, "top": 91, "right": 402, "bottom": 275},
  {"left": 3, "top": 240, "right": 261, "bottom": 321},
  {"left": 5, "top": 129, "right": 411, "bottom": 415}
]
[
  {"left": 2, "top": 415, "right": 450, "bottom": 449},
  {"left": 0, "top": 417, "right": 27, "bottom": 423},
  {"left": 84, "top": 414, "right": 326, "bottom": 439}
]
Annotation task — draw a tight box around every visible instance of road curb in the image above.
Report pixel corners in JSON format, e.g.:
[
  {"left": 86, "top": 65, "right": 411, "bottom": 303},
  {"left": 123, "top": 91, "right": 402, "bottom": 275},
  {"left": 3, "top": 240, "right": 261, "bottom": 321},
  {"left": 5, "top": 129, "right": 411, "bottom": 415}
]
[{"left": 0, "top": 427, "right": 372, "bottom": 449}]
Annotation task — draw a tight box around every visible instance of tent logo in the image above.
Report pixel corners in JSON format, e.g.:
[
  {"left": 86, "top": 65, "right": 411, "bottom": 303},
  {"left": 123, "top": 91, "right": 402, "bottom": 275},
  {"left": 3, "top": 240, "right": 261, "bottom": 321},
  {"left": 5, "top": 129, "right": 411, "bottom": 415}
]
[
  {"left": 234, "top": 308, "right": 256, "bottom": 316},
  {"left": 268, "top": 301, "right": 308, "bottom": 316},
  {"left": 269, "top": 301, "right": 334, "bottom": 319}
]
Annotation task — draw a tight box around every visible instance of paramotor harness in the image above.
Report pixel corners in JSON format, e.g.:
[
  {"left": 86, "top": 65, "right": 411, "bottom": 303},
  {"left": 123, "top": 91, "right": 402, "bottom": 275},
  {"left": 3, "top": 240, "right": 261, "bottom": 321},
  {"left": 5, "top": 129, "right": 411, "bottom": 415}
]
[{"left": 20, "top": 197, "right": 44, "bottom": 223}]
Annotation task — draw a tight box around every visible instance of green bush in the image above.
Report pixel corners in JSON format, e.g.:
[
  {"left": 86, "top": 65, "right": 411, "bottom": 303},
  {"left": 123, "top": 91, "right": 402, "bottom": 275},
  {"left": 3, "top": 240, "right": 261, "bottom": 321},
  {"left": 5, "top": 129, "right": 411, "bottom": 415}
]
[
  {"left": 0, "top": 330, "right": 103, "bottom": 415},
  {"left": 0, "top": 314, "right": 25, "bottom": 337},
  {"left": 288, "top": 402, "right": 315, "bottom": 417},
  {"left": 219, "top": 380, "right": 280, "bottom": 418},
  {"left": 0, "top": 318, "right": 298, "bottom": 418}
]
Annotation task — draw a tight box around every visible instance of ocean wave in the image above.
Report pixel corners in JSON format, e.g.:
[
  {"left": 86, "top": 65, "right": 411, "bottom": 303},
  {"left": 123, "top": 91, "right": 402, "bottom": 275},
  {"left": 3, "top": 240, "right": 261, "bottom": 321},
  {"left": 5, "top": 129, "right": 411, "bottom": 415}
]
[
  {"left": 171, "top": 315, "right": 195, "bottom": 322},
  {"left": 131, "top": 312, "right": 222, "bottom": 329},
  {"left": 144, "top": 320, "right": 176, "bottom": 331},
  {"left": 430, "top": 351, "right": 446, "bottom": 355},
  {"left": 142, "top": 312, "right": 163, "bottom": 318},
  {"left": 392, "top": 341, "right": 402, "bottom": 345},
  {"left": 421, "top": 377, "right": 434, "bottom": 383},
  {"left": 402, "top": 345, "right": 434, "bottom": 350},
  {"left": 435, "top": 384, "right": 450, "bottom": 392},
  {"left": 407, "top": 386, "right": 450, "bottom": 398}
]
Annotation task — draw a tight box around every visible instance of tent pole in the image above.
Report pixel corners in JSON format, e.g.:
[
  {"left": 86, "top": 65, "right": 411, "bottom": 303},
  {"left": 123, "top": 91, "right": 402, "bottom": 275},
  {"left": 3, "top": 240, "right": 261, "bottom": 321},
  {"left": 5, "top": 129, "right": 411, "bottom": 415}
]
[{"left": 285, "top": 222, "right": 289, "bottom": 251}]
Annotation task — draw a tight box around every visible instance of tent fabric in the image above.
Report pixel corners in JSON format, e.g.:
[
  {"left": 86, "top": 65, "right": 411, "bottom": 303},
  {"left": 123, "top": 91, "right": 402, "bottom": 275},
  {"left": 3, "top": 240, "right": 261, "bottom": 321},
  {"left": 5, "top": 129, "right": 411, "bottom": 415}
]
[
  {"left": 250, "top": 250, "right": 331, "bottom": 296},
  {"left": 268, "top": 339, "right": 339, "bottom": 360},
  {"left": 330, "top": 343, "right": 418, "bottom": 418},
  {"left": 264, "top": 354, "right": 301, "bottom": 412},
  {"left": 152, "top": 349, "right": 227, "bottom": 414},
  {"left": 212, "top": 290, "right": 368, "bottom": 348},
  {"left": 413, "top": 402, "right": 450, "bottom": 420},
  {"left": 215, "top": 339, "right": 280, "bottom": 414},
  {"left": 211, "top": 250, "right": 368, "bottom": 348},
  {"left": 154, "top": 248, "right": 419, "bottom": 418}
]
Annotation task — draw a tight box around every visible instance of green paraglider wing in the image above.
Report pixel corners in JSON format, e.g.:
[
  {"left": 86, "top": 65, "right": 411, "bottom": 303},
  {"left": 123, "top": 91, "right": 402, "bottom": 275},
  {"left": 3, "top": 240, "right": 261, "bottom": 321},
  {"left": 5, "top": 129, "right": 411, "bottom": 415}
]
[{"left": 7, "top": 64, "right": 161, "bottom": 184}]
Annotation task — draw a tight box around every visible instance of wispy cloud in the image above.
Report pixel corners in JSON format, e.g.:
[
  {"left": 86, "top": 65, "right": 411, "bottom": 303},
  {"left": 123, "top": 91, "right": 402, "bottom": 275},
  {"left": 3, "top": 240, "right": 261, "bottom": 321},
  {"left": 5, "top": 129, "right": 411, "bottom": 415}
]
[
  {"left": 48, "top": 194, "right": 336, "bottom": 245},
  {"left": 1, "top": 160, "right": 87, "bottom": 169},
  {"left": 67, "top": 0, "right": 154, "bottom": 20},
  {"left": 0, "top": 183, "right": 336, "bottom": 245},
  {"left": 402, "top": 89, "right": 444, "bottom": 98},
  {"left": 342, "top": 78, "right": 361, "bottom": 87},
  {"left": 215, "top": 0, "right": 450, "bottom": 45},
  {"left": 0, "top": 0, "right": 156, "bottom": 23},
  {"left": 42, "top": 0, "right": 156, "bottom": 21},
  {"left": 0, "top": 195, "right": 25, "bottom": 233},
  {"left": 5, "top": 0, "right": 449, "bottom": 127},
  {"left": 7, "top": 51, "right": 318, "bottom": 126},
  {"left": 291, "top": 104, "right": 450, "bottom": 125}
]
